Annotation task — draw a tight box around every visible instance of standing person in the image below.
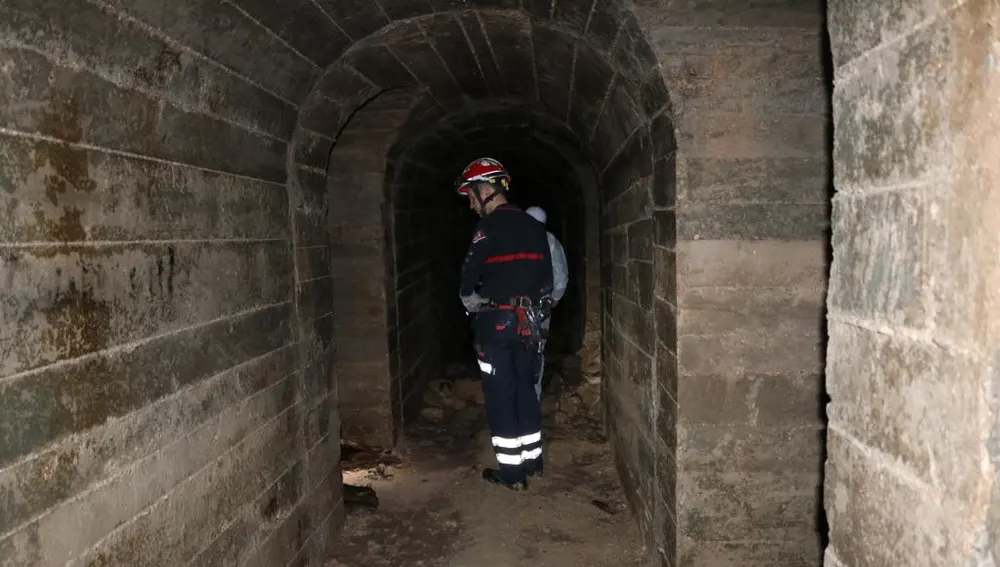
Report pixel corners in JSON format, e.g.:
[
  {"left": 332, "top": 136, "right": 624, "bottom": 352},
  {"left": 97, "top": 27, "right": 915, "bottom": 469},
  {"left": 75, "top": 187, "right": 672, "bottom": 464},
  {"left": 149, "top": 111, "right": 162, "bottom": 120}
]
[
  {"left": 456, "top": 158, "right": 553, "bottom": 490},
  {"left": 523, "top": 206, "right": 568, "bottom": 401}
]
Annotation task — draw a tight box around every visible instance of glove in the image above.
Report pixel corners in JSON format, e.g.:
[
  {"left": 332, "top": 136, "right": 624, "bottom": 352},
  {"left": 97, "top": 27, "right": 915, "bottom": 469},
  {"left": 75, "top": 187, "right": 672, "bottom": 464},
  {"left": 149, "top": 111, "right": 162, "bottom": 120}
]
[
  {"left": 461, "top": 292, "right": 491, "bottom": 313},
  {"left": 538, "top": 295, "right": 554, "bottom": 320}
]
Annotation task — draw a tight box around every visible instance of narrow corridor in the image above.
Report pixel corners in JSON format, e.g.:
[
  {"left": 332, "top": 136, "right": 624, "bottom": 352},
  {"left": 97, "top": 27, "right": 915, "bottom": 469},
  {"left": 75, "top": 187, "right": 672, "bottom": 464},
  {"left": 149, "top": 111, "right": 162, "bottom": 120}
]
[{"left": 1, "top": 1, "right": 998, "bottom": 566}]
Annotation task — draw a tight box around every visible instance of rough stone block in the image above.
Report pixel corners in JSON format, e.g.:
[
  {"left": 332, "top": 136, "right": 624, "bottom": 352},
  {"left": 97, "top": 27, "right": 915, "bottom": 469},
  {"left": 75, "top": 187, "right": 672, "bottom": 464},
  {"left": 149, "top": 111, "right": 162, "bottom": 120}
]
[
  {"left": 0, "top": 137, "right": 289, "bottom": 243},
  {"left": 625, "top": 260, "right": 654, "bottom": 309},
  {"left": 826, "top": 321, "right": 992, "bottom": 500},
  {"left": 653, "top": 209, "right": 676, "bottom": 246},
  {"left": 828, "top": 188, "right": 930, "bottom": 328},
  {"left": 552, "top": 0, "right": 592, "bottom": 33},
  {"left": 0, "top": 345, "right": 295, "bottom": 536},
  {"left": 627, "top": 218, "right": 655, "bottom": 261},
  {"left": 830, "top": 8, "right": 973, "bottom": 190},
  {"left": 101, "top": 0, "right": 317, "bottom": 102},
  {"left": 0, "top": 304, "right": 291, "bottom": 468},
  {"left": 229, "top": 0, "right": 352, "bottom": 67},
  {"left": 297, "top": 276, "right": 334, "bottom": 321},
  {"left": 639, "top": 69, "right": 672, "bottom": 121},
  {"left": 343, "top": 46, "right": 414, "bottom": 90},
  {"left": 591, "top": 76, "right": 643, "bottom": 165},
  {"left": 612, "top": 16, "right": 660, "bottom": 84},
  {"left": 0, "top": 47, "right": 286, "bottom": 182},
  {"left": 653, "top": 246, "right": 678, "bottom": 303},
  {"left": 606, "top": 184, "right": 653, "bottom": 230},
  {"left": 586, "top": 1, "right": 626, "bottom": 52},
  {"left": 655, "top": 364, "right": 679, "bottom": 452},
  {"left": 826, "top": 0, "right": 946, "bottom": 68},
  {"left": 424, "top": 14, "right": 491, "bottom": 99},
  {"left": 0, "top": 0, "right": 298, "bottom": 139},
  {"left": 186, "top": 456, "right": 307, "bottom": 567},
  {"left": 533, "top": 25, "right": 575, "bottom": 119},
  {"left": 299, "top": 97, "right": 347, "bottom": 139},
  {"left": 602, "top": 132, "right": 654, "bottom": 200},
  {"left": 456, "top": 12, "right": 506, "bottom": 96},
  {"left": 389, "top": 36, "right": 463, "bottom": 104},
  {"left": 295, "top": 245, "right": 332, "bottom": 282},
  {"left": 0, "top": 241, "right": 290, "bottom": 376},
  {"left": 0, "top": 371, "right": 297, "bottom": 566},
  {"left": 570, "top": 48, "right": 615, "bottom": 133},
  {"left": 523, "top": 0, "right": 553, "bottom": 20},
  {"left": 824, "top": 428, "right": 982, "bottom": 567},
  {"left": 293, "top": 129, "right": 335, "bottom": 170},
  {"left": 480, "top": 11, "right": 536, "bottom": 98},
  {"left": 311, "top": 0, "right": 388, "bottom": 42}
]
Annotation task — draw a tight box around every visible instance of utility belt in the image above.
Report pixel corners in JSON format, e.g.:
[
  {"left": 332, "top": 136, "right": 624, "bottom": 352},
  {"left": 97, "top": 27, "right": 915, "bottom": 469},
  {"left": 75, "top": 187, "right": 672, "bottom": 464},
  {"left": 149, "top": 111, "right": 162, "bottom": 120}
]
[{"left": 478, "top": 296, "right": 544, "bottom": 346}]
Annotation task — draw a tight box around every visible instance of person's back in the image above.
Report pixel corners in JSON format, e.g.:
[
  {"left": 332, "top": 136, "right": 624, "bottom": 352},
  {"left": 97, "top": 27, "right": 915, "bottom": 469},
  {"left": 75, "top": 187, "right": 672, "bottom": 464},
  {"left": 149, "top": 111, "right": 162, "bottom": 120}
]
[{"left": 468, "top": 204, "right": 553, "bottom": 305}]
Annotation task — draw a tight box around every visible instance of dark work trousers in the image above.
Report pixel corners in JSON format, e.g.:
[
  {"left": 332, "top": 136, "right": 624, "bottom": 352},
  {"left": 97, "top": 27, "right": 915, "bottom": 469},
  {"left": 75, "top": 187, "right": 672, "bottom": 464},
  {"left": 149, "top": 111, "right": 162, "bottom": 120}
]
[{"left": 476, "top": 340, "right": 544, "bottom": 484}]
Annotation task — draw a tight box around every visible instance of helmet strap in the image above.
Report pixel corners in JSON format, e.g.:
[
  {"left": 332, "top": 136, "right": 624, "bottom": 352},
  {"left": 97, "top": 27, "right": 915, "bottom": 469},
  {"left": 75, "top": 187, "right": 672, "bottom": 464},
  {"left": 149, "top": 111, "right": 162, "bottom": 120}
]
[{"left": 471, "top": 183, "right": 503, "bottom": 217}]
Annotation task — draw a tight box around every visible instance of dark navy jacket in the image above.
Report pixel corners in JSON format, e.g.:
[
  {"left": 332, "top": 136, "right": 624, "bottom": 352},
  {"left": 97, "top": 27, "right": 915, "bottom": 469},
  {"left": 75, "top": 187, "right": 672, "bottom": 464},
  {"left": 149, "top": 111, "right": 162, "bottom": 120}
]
[{"left": 459, "top": 203, "right": 554, "bottom": 308}]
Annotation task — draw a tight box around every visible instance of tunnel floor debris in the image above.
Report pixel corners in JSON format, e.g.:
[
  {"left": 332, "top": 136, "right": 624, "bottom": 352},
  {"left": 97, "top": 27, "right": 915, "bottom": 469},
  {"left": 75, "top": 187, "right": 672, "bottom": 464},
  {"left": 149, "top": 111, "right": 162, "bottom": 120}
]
[{"left": 328, "top": 359, "right": 646, "bottom": 567}]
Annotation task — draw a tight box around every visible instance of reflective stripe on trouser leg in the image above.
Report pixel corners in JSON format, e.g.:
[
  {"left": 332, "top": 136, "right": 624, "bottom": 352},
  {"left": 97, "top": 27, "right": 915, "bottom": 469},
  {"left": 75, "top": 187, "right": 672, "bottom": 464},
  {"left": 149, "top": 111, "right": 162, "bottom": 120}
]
[
  {"left": 512, "top": 341, "right": 544, "bottom": 473},
  {"left": 478, "top": 342, "right": 526, "bottom": 484},
  {"left": 519, "top": 431, "right": 542, "bottom": 463}
]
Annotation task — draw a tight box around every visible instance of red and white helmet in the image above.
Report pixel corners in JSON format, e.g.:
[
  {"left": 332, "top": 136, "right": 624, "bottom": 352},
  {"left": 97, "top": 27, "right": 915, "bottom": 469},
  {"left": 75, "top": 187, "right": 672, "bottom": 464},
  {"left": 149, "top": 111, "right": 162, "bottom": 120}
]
[{"left": 455, "top": 157, "right": 510, "bottom": 196}]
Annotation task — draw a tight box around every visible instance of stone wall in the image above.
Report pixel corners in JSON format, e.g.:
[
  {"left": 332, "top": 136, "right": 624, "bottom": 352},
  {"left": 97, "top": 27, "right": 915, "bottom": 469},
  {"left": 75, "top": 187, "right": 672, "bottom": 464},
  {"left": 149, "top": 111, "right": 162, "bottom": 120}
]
[
  {"left": 637, "top": 1, "right": 832, "bottom": 564},
  {"left": 825, "top": 1, "right": 1000, "bottom": 566},
  {"left": 387, "top": 153, "right": 458, "bottom": 425},
  {"left": 0, "top": 0, "right": 341, "bottom": 564},
  {"left": 322, "top": 90, "right": 422, "bottom": 449}
]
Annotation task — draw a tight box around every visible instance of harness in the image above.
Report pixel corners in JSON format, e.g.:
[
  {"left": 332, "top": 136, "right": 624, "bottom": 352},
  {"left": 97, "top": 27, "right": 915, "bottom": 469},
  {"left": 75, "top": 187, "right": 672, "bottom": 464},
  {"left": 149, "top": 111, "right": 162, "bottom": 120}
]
[{"left": 484, "top": 296, "right": 544, "bottom": 347}]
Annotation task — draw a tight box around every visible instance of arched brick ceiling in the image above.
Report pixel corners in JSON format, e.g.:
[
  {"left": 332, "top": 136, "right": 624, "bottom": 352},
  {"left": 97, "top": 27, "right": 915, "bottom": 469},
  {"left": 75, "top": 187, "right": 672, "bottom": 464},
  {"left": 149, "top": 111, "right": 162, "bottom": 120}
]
[
  {"left": 289, "top": 2, "right": 670, "bottom": 169},
  {"left": 386, "top": 99, "right": 585, "bottom": 186}
]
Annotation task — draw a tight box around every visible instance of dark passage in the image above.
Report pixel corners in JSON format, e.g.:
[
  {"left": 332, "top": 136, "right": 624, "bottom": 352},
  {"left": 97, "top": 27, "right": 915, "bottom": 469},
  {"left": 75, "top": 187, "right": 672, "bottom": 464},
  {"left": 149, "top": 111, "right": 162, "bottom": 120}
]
[{"left": 4, "top": 1, "right": 995, "bottom": 567}]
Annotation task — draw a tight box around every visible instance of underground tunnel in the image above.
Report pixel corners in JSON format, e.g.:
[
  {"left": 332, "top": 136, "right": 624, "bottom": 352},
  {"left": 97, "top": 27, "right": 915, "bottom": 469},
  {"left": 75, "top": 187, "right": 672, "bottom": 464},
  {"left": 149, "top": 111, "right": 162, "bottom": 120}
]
[{"left": 0, "top": 1, "right": 998, "bottom": 567}]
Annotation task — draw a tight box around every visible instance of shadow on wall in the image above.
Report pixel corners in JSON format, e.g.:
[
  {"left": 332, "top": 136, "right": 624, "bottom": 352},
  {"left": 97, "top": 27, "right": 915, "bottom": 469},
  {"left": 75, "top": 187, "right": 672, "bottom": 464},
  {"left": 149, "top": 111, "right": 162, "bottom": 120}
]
[{"left": 816, "top": 0, "right": 836, "bottom": 554}]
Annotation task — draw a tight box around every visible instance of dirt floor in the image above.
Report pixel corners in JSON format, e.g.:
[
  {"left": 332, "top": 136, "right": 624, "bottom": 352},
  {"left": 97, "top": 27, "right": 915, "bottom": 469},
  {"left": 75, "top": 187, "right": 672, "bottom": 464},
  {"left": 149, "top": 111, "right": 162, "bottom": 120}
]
[{"left": 327, "top": 360, "right": 648, "bottom": 567}]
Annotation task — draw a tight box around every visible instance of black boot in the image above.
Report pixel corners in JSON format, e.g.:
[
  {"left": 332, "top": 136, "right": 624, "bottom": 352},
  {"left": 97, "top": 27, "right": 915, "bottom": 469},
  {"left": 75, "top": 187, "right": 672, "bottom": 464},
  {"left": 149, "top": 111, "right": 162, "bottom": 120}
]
[{"left": 482, "top": 468, "right": 527, "bottom": 491}]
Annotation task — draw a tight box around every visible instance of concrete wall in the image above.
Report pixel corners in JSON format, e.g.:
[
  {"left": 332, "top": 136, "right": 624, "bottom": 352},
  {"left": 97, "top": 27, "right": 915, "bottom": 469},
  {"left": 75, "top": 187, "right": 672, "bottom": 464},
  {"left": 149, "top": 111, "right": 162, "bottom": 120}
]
[
  {"left": 637, "top": 1, "right": 832, "bottom": 564},
  {"left": 825, "top": 1, "right": 1000, "bottom": 565},
  {"left": 0, "top": 0, "right": 342, "bottom": 564}
]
